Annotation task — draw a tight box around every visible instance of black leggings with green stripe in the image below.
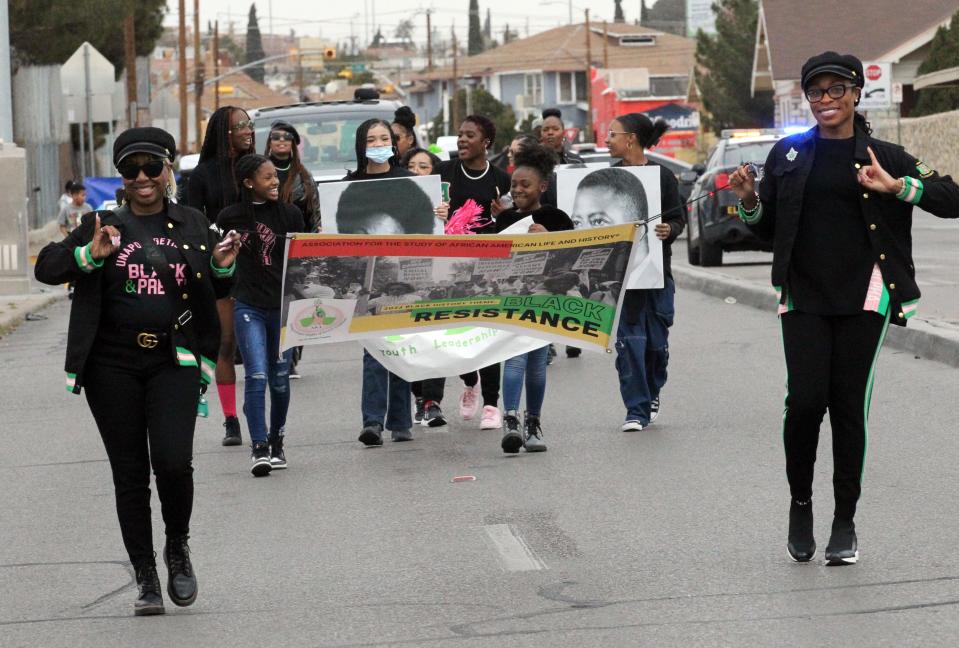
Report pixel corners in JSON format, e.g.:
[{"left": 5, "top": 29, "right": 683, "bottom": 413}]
[{"left": 781, "top": 310, "right": 889, "bottom": 521}]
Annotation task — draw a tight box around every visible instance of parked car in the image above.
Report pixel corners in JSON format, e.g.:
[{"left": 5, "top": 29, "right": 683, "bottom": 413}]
[
  {"left": 249, "top": 100, "right": 423, "bottom": 183},
  {"left": 570, "top": 144, "right": 697, "bottom": 203},
  {"left": 685, "top": 129, "right": 783, "bottom": 266}
]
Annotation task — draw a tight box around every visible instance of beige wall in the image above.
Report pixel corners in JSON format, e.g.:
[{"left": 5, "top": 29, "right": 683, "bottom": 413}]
[{"left": 872, "top": 109, "right": 959, "bottom": 178}]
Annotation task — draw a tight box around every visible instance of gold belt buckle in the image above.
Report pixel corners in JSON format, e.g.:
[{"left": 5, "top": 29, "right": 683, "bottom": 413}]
[{"left": 137, "top": 332, "right": 159, "bottom": 349}]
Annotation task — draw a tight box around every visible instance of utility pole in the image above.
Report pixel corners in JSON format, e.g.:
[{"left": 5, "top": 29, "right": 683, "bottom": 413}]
[
  {"left": 297, "top": 51, "right": 304, "bottom": 103},
  {"left": 0, "top": 0, "right": 12, "bottom": 143},
  {"left": 451, "top": 31, "right": 458, "bottom": 134},
  {"left": 83, "top": 43, "right": 95, "bottom": 175},
  {"left": 213, "top": 21, "right": 220, "bottom": 110},
  {"left": 584, "top": 9, "right": 593, "bottom": 143},
  {"left": 603, "top": 21, "right": 609, "bottom": 68},
  {"left": 426, "top": 10, "right": 433, "bottom": 72},
  {"left": 193, "top": 0, "right": 203, "bottom": 152},
  {"left": 178, "top": 0, "right": 188, "bottom": 155},
  {"left": 123, "top": 13, "right": 138, "bottom": 127}
]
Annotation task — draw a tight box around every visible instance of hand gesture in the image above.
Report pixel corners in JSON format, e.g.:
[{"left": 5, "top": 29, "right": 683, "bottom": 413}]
[
  {"left": 654, "top": 223, "right": 672, "bottom": 240},
  {"left": 727, "top": 164, "right": 757, "bottom": 202},
  {"left": 434, "top": 201, "right": 450, "bottom": 222},
  {"left": 89, "top": 214, "right": 121, "bottom": 260},
  {"left": 490, "top": 197, "right": 505, "bottom": 217},
  {"left": 858, "top": 146, "right": 900, "bottom": 194},
  {"left": 213, "top": 230, "right": 241, "bottom": 268}
]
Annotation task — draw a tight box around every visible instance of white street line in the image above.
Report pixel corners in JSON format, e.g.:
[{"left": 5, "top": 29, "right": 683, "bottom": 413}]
[{"left": 483, "top": 524, "right": 548, "bottom": 572}]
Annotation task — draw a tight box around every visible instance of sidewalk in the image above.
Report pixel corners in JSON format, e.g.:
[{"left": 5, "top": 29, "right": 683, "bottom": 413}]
[
  {"left": 673, "top": 260, "right": 959, "bottom": 368},
  {"left": 0, "top": 286, "right": 68, "bottom": 338}
]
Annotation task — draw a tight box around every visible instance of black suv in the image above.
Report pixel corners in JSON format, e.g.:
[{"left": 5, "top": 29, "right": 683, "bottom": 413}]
[
  {"left": 250, "top": 100, "right": 421, "bottom": 183},
  {"left": 685, "top": 130, "right": 782, "bottom": 266}
]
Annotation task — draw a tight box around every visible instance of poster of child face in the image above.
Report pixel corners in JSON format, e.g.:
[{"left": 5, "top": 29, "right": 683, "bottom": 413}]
[
  {"left": 555, "top": 165, "right": 664, "bottom": 289},
  {"left": 318, "top": 175, "right": 444, "bottom": 235}
]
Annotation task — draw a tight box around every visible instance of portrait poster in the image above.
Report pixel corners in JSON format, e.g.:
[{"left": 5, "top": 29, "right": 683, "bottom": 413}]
[
  {"left": 318, "top": 175, "right": 444, "bottom": 235},
  {"left": 279, "top": 225, "right": 644, "bottom": 370},
  {"left": 555, "top": 166, "right": 664, "bottom": 289}
]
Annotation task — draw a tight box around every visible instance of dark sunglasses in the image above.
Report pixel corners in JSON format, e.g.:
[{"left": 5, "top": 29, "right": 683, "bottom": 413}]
[
  {"left": 805, "top": 83, "right": 857, "bottom": 103},
  {"left": 118, "top": 159, "right": 165, "bottom": 180},
  {"left": 230, "top": 119, "right": 254, "bottom": 131},
  {"left": 270, "top": 131, "right": 295, "bottom": 142}
]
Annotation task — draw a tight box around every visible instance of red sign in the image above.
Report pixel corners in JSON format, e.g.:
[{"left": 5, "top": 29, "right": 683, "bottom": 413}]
[{"left": 866, "top": 65, "right": 882, "bottom": 81}]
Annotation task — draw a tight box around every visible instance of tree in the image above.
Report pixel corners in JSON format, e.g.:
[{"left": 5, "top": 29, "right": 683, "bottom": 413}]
[
  {"left": 645, "top": 0, "right": 685, "bottom": 36},
  {"left": 484, "top": 9, "right": 492, "bottom": 40},
  {"left": 502, "top": 24, "right": 519, "bottom": 44},
  {"left": 614, "top": 0, "right": 626, "bottom": 23},
  {"left": 395, "top": 19, "right": 415, "bottom": 43},
  {"left": 371, "top": 28, "right": 385, "bottom": 48},
  {"left": 913, "top": 11, "right": 959, "bottom": 117},
  {"left": 468, "top": 0, "right": 485, "bottom": 56},
  {"left": 9, "top": 0, "right": 166, "bottom": 75},
  {"left": 693, "top": 0, "right": 773, "bottom": 133},
  {"left": 245, "top": 3, "right": 266, "bottom": 83},
  {"left": 429, "top": 88, "right": 517, "bottom": 150},
  {"left": 640, "top": 0, "right": 649, "bottom": 25}
]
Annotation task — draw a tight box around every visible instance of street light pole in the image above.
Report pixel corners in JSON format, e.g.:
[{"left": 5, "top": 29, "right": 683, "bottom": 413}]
[
  {"left": 178, "top": 0, "right": 188, "bottom": 155},
  {"left": 584, "top": 8, "right": 593, "bottom": 143},
  {"left": 0, "top": 0, "right": 14, "bottom": 143}
]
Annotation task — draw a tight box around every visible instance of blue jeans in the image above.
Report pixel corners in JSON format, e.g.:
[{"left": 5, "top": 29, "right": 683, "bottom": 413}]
[
  {"left": 234, "top": 302, "right": 293, "bottom": 444},
  {"left": 361, "top": 350, "right": 412, "bottom": 431},
  {"left": 614, "top": 279, "right": 675, "bottom": 424},
  {"left": 502, "top": 345, "right": 550, "bottom": 417}
]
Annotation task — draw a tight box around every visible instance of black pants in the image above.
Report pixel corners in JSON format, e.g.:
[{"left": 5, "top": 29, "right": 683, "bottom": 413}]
[
  {"left": 84, "top": 342, "right": 200, "bottom": 570},
  {"left": 781, "top": 310, "right": 889, "bottom": 520},
  {"left": 411, "top": 378, "right": 445, "bottom": 402},
  {"left": 461, "top": 364, "right": 501, "bottom": 407}
]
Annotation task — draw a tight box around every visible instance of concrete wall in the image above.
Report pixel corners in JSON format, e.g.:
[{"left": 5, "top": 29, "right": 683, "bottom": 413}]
[{"left": 872, "top": 109, "right": 959, "bottom": 178}]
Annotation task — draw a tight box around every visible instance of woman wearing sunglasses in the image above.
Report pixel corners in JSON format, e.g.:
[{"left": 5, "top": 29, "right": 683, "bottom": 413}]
[
  {"left": 35, "top": 127, "right": 241, "bottom": 615},
  {"left": 263, "top": 121, "right": 320, "bottom": 232},
  {"left": 187, "top": 106, "right": 256, "bottom": 447},
  {"left": 729, "top": 52, "right": 959, "bottom": 565}
]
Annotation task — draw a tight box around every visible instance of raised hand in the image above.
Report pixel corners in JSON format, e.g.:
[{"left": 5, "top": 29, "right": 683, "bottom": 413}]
[
  {"left": 858, "top": 146, "right": 900, "bottom": 194},
  {"left": 727, "top": 164, "right": 757, "bottom": 201},
  {"left": 213, "top": 230, "right": 242, "bottom": 268},
  {"left": 89, "top": 214, "right": 121, "bottom": 260}
]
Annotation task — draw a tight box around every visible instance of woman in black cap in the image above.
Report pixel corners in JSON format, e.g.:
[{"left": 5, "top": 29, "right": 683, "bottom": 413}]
[
  {"left": 729, "top": 51, "right": 959, "bottom": 565},
  {"left": 187, "top": 105, "right": 256, "bottom": 447},
  {"left": 391, "top": 106, "right": 418, "bottom": 161},
  {"left": 35, "top": 127, "right": 241, "bottom": 615},
  {"left": 264, "top": 121, "right": 320, "bottom": 231}
]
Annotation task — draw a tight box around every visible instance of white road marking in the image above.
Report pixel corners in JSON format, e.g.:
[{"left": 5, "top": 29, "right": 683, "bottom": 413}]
[{"left": 483, "top": 524, "right": 548, "bottom": 572}]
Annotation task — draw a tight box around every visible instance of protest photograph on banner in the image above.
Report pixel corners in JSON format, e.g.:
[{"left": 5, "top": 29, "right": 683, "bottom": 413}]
[
  {"left": 279, "top": 224, "right": 644, "bottom": 361},
  {"left": 317, "top": 175, "right": 444, "bottom": 234},
  {"left": 555, "top": 166, "right": 664, "bottom": 289}
]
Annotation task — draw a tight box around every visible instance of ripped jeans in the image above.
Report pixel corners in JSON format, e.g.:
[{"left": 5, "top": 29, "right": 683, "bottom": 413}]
[{"left": 234, "top": 301, "right": 293, "bottom": 445}]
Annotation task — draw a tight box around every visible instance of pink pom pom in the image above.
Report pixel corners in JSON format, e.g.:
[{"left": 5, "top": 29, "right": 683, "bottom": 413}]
[{"left": 444, "top": 199, "right": 492, "bottom": 235}]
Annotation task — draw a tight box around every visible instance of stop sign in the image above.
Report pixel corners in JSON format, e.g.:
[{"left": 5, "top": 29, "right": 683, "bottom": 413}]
[{"left": 866, "top": 65, "right": 883, "bottom": 81}]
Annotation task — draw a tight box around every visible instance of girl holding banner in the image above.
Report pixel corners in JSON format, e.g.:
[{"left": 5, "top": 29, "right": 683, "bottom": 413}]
[{"left": 495, "top": 144, "right": 574, "bottom": 453}]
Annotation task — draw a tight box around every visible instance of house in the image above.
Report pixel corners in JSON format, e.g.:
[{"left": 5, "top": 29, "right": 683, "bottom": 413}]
[
  {"left": 410, "top": 23, "right": 696, "bottom": 142},
  {"left": 751, "top": 0, "right": 959, "bottom": 127}
]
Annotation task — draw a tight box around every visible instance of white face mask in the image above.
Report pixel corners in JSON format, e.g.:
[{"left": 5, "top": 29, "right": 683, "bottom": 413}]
[{"left": 366, "top": 146, "right": 393, "bottom": 164}]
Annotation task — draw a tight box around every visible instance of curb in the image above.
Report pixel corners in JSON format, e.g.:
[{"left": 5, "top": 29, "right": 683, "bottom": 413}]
[
  {"left": 0, "top": 292, "right": 68, "bottom": 339},
  {"left": 673, "top": 265, "right": 959, "bottom": 369}
]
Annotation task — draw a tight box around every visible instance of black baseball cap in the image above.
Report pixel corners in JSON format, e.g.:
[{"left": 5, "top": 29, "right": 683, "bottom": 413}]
[
  {"left": 269, "top": 120, "right": 301, "bottom": 145},
  {"left": 113, "top": 127, "right": 177, "bottom": 167},
  {"left": 801, "top": 52, "right": 865, "bottom": 90}
]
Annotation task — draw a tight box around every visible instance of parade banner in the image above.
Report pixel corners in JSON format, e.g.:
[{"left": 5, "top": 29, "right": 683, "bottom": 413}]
[
  {"left": 555, "top": 165, "right": 664, "bottom": 289},
  {"left": 317, "top": 175, "right": 444, "bottom": 234},
  {"left": 279, "top": 224, "right": 643, "bottom": 359}
]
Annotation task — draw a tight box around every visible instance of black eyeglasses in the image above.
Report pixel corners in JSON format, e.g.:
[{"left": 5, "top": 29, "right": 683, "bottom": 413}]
[
  {"left": 118, "top": 159, "right": 165, "bottom": 180},
  {"left": 805, "top": 83, "right": 857, "bottom": 103},
  {"left": 270, "top": 132, "right": 295, "bottom": 142}
]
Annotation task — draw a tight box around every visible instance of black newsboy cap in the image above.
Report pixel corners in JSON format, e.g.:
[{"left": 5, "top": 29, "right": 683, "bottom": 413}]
[
  {"left": 801, "top": 52, "right": 865, "bottom": 90},
  {"left": 113, "top": 127, "right": 177, "bottom": 167},
  {"left": 269, "top": 120, "right": 301, "bottom": 145}
]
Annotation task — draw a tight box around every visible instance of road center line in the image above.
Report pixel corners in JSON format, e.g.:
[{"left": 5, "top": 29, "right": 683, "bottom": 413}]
[{"left": 483, "top": 524, "right": 548, "bottom": 572}]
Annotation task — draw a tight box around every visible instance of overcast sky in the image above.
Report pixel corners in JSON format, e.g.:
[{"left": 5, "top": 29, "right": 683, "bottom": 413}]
[{"left": 164, "top": 0, "right": 652, "bottom": 45}]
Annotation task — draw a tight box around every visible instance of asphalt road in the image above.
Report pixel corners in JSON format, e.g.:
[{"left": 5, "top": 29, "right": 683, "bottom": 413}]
[
  {"left": 676, "top": 208, "right": 959, "bottom": 325},
  {"left": 2, "top": 289, "right": 958, "bottom": 647}
]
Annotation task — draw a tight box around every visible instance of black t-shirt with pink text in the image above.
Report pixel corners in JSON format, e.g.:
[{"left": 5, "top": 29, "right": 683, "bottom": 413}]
[
  {"left": 101, "top": 212, "right": 185, "bottom": 330},
  {"left": 217, "top": 201, "right": 305, "bottom": 309}
]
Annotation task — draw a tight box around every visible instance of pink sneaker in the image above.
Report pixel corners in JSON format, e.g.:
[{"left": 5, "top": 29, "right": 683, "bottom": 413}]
[
  {"left": 459, "top": 384, "right": 480, "bottom": 420},
  {"left": 480, "top": 405, "right": 502, "bottom": 430}
]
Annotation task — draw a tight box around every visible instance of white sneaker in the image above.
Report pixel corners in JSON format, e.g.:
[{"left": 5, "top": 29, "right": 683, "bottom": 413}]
[
  {"left": 480, "top": 405, "right": 502, "bottom": 429},
  {"left": 621, "top": 420, "right": 646, "bottom": 432},
  {"left": 459, "top": 384, "right": 480, "bottom": 420},
  {"left": 650, "top": 397, "right": 660, "bottom": 424}
]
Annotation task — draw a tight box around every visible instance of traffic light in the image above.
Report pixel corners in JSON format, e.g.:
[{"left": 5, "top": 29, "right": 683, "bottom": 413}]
[{"left": 324, "top": 48, "right": 336, "bottom": 60}]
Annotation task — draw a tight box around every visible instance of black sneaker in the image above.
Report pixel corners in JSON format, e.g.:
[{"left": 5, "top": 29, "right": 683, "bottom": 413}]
[
  {"left": 546, "top": 344, "right": 557, "bottom": 366},
  {"left": 565, "top": 346, "right": 581, "bottom": 358},
  {"left": 501, "top": 413, "right": 523, "bottom": 454},
  {"left": 423, "top": 401, "right": 447, "bottom": 427},
  {"left": 414, "top": 398, "right": 425, "bottom": 425},
  {"left": 222, "top": 416, "right": 242, "bottom": 446},
  {"left": 268, "top": 434, "right": 287, "bottom": 470},
  {"left": 133, "top": 565, "right": 165, "bottom": 616},
  {"left": 359, "top": 422, "right": 384, "bottom": 446},
  {"left": 650, "top": 397, "right": 660, "bottom": 424},
  {"left": 250, "top": 441, "right": 272, "bottom": 476},
  {"left": 825, "top": 517, "right": 858, "bottom": 566},
  {"left": 787, "top": 499, "right": 816, "bottom": 563},
  {"left": 523, "top": 415, "right": 547, "bottom": 452},
  {"left": 163, "top": 537, "right": 197, "bottom": 607}
]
